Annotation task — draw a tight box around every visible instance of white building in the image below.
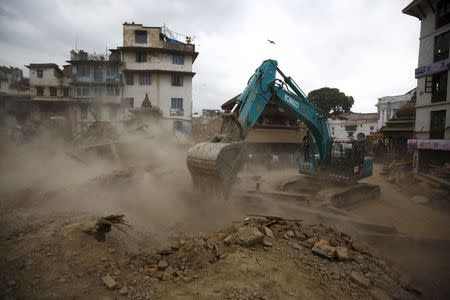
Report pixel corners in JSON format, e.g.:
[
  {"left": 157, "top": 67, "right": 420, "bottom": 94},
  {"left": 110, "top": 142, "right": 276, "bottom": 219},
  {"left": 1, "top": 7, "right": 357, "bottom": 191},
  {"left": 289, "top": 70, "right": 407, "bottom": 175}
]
[
  {"left": 403, "top": 0, "right": 450, "bottom": 171},
  {"left": 328, "top": 112, "right": 379, "bottom": 141},
  {"left": 376, "top": 89, "right": 415, "bottom": 128},
  {"left": 112, "top": 22, "right": 198, "bottom": 121}
]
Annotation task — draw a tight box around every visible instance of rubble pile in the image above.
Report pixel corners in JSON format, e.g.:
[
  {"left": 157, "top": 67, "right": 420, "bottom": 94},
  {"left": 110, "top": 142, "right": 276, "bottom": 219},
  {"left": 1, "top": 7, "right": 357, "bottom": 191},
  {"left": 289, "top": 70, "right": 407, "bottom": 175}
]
[
  {"left": 1, "top": 215, "right": 420, "bottom": 299},
  {"left": 92, "top": 216, "right": 418, "bottom": 299}
]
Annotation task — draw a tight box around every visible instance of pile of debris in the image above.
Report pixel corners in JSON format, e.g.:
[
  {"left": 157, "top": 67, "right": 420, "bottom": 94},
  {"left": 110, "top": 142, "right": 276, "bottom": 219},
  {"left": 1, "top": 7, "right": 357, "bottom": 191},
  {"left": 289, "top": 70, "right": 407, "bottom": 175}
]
[
  {"left": 1, "top": 213, "right": 420, "bottom": 299},
  {"left": 92, "top": 215, "right": 419, "bottom": 299}
]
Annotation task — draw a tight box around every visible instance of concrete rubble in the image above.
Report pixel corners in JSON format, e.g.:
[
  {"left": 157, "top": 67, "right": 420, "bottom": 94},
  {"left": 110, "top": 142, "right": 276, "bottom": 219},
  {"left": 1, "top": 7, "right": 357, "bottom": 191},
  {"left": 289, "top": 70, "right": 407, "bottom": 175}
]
[{"left": 0, "top": 214, "right": 422, "bottom": 299}]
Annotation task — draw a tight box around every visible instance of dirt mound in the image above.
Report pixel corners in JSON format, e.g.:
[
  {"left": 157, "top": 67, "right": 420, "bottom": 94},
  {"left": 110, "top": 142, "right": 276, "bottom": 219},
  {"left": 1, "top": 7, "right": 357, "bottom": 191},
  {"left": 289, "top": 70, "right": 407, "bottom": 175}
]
[{"left": 0, "top": 215, "right": 419, "bottom": 299}]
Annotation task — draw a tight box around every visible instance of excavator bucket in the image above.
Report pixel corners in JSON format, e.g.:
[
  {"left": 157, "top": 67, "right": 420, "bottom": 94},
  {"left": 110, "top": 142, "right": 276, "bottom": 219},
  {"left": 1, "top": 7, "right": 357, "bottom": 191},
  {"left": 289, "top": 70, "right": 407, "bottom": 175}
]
[{"left": 186, "top": 141, "right": 246, "bottom": 192}]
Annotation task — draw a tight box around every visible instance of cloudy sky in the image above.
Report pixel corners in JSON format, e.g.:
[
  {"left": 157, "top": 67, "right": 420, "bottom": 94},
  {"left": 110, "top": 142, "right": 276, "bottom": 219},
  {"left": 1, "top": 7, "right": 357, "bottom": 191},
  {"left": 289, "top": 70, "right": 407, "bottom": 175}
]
[{"left": 0, "top": 0, "right": 419, "bottom": 113}]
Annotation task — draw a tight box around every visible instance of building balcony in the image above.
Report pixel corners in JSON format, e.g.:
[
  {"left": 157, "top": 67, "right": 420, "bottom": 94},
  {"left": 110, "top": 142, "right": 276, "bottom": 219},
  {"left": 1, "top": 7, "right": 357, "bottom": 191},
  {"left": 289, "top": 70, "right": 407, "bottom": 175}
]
[
  {"left": 70, "top": 96, "right": 122, "bottom": 104},
  {"left": 170, "top": 108, "right": 184, "bottom": 116},
  {"left": 70, "top": 75, "right": 121, "bottom": 84},
  {"left": 123, "top": 61, "right": 192, "bottom": 73}
]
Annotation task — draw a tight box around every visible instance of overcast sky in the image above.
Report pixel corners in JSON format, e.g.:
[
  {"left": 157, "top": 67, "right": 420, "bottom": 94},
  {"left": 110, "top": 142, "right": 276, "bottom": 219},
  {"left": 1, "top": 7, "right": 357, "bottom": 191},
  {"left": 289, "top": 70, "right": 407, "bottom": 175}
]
[{"left": 0, "top": 0, "right": 419, "bottom": 113}]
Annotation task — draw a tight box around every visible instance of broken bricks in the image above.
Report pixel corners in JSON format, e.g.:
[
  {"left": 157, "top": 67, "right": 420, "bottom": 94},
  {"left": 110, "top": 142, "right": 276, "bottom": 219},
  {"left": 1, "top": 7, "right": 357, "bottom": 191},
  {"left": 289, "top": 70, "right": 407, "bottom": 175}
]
[
  {"left": 312, "top": 239, "right": 336, "bottom": 259},
  {"left": 236, "top": 226, "right": 264, "bottom": 246},
  {"left": 102, "top": 274, "right": 118, "bottom": 289}
]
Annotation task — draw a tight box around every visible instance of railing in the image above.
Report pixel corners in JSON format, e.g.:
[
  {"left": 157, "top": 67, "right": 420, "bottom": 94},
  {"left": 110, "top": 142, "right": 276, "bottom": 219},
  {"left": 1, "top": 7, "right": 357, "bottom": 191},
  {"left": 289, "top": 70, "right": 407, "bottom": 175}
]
[
  {"left": 70, "top": 75, "right": 121, "bottom": 84},
  {"left": 162, "top": 42, "right": 195, "bottom": 52},
  {"left": 170, "top": 108, "right": 184, "bottom": 116},
  {"left": 431, "top": 89, "right": 447, "bottom": 103}
]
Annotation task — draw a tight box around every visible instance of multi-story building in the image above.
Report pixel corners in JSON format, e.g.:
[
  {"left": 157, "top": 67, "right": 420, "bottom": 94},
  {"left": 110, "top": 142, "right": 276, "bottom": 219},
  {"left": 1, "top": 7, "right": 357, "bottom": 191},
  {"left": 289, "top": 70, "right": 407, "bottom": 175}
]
[
  {"left": 25, "top": 63, "right": 70, "bottom": 122},
  {"left": 67, "top": 50, "right": 126, "bottom": 129},
  {"left": 24, "top": 23, "right": 198, "bottom": 136},
  {"left": 328, "top": 112, "right": 379, "bottom": 141},
  {"left": 26, "top": 63, "right": 68, "bottom": 102},
  {"left": 376, "top": 88, "right": 416, "bottom": 128},
  {"left": 111, "top": 22, "right": 198, "bottom": 121},
  {"left": 403, "top": 0, "right": 450, "bottom": 171}
]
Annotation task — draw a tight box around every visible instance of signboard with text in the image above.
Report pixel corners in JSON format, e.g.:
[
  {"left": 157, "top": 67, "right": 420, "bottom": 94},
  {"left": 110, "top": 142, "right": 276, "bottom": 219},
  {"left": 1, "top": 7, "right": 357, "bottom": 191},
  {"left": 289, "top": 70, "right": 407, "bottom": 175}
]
[{"left": 407, "top": 139, "right": 450, "bottom": 151}]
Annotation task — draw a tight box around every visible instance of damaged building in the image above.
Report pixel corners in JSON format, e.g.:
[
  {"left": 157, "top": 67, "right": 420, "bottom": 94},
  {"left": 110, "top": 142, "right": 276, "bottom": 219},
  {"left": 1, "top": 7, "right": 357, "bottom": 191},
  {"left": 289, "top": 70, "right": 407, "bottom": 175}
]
[
  {"left": 23, "top": 22, "right": 198, "bottom": 136},
  {"left": 68, "top": 50, "right": 127, "bottom": 133},
  {"left": 111, "top": 22, "right": 198, "bottom": 123}
]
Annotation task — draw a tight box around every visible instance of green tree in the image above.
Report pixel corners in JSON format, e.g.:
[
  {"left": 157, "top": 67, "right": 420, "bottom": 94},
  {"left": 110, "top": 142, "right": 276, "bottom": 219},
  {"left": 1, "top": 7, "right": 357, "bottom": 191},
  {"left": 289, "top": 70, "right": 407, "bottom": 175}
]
[{"left": 307, "top": 87, "right": 354, "bottom": 117}]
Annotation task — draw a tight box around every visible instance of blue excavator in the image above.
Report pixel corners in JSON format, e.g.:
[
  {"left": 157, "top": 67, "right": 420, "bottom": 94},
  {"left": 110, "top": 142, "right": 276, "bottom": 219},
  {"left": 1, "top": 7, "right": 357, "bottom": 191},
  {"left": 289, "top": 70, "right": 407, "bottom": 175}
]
[{"left": 187, "top": 59, "right": 379, "bottom": 205}]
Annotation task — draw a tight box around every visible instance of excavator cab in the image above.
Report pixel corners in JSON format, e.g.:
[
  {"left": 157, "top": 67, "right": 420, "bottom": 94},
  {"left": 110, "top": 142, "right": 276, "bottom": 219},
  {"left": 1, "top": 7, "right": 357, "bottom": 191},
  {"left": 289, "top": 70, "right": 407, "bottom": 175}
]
[
  {"left": 298, "top": 140, "right": 374, "bottom": 183},
  {"left": 328, "top": 140, "right": 373, "bottom": 182}
]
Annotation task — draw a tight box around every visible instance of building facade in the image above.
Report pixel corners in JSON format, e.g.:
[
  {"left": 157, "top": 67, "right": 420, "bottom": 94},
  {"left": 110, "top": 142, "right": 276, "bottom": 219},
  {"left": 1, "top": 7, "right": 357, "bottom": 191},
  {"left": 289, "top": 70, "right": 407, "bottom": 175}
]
[
  {"left": 376, "top": 88, "right": 415, "bottom": 128},
  {"left": 112, "top": 22, "right": 198, "bottom": 121},
  {"left": 68, "top": 50, "right": 127, "bottom": 130},
  {"left": 328, "top": 112, "right": 379, "bottom": 141},
  {"left": 25, "top": 63, "right": 70, "bottom": 123},
  {"left": 403, "top": 0, "right": 450, "bottom": 171},
  {"left": 24, "top": 23, "right": 197, "bottom": 136}
]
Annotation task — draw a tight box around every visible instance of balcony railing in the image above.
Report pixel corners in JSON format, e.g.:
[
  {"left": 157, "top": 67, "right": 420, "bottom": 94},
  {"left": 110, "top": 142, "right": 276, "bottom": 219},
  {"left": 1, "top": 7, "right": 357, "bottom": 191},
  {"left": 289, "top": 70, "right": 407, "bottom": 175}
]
[
  {"left": 162, "top": 42, "right": 195, "bottom": 52},
  {"left": 170, "top": 108, "right": 184, "bottom": 116},
  {"left": 71, "top": 75, "right": 121, "bottom": 84}
]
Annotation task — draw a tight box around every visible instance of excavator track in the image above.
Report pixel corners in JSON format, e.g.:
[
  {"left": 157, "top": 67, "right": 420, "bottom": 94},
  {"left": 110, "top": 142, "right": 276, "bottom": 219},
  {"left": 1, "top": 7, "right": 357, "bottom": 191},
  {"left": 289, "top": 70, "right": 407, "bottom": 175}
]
[{"left": 277, "top": 175, "right": 380, "bottom": 209}]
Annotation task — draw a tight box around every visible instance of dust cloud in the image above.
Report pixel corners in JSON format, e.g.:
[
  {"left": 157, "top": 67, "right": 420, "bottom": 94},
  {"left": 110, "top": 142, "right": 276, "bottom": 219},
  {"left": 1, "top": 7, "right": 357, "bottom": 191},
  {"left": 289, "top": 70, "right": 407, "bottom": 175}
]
[{"left": 0, "top": 118, "right": 239, "bottom": 249}]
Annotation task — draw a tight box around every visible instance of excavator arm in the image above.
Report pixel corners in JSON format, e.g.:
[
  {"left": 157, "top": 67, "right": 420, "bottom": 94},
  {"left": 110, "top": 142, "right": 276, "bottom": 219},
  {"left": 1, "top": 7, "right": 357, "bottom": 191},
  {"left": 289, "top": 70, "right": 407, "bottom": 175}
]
[{"left": 186, "top": 59, "right": 331, "bottom": 190}]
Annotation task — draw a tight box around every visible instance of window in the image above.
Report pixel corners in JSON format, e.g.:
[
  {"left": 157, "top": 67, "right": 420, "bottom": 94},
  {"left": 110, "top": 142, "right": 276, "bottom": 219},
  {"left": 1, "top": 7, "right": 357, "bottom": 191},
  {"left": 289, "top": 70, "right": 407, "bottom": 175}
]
[
  {"left": 37, "top": 69, "right": 43, "bottom": 78},
  {"left": 136, "top": 52, "right": 147, "bottom": 63},
  {"left": 94, "top": 65, "right": 103, "bottom": 81},
  {"left": 434, "top": 31, "right": 450, "bottom": 62},
  {"left": 348, "top": 132, "right": 354, "bottom": 138},
  {"left": 80, "top": 105, "right": 88, "bottom": 120},
  {"left": 171, "top": 98, "right": 183, "bottom": 109},
  {"left": 370, "top": 126, "right": 374, "bottom": 130},
  {"left": 135, "top": 30, "right": 147, "bottom": 44},
  {"left": 106, "top": 65, "right": 118, "bottom": 78},
  {"left": 36, "top": 86, "right": 44, "bottom": 96},
  {"left": 50, "top": 87, "right": 57, "bottom": 97},
  {"left": 170, "top": 98, "right": 184, "bottom": 116},
  {"left": 106, "top": 85, "right": 120, "bottom": 96},
  {"left": 76, "top": 87, "right": 82, "bottom": 96},
  {"left": 345, "top": 125, "right": 357, "bottom": 132},
  {"left": 430, "top": 110, "right": 446, "bottom": 139},
  {"left": 436, "top": 0, "right": 450, "bottom": 29},
  {"left": 77, "top": 65, "right": 90, "bottom": 77},
  {"left": 140, "top": 73, "right": 151, "bottom": 85},
  {"left": 63, "top": 87, "right": 69, "bottom": 97},
  {"left": 126, "top": 73, "right": 134, "bottom": 85},
  {"left": 82, "top": 87, "right": 89, "bottom": 96},
  {"left": 171, "top": 74, "right": 183, "bottom": 86},
  {"left": 172, "top": 54, "right": 184, "bottom": 65},
  {"left": 431, "top": 71, "right": 448, "bottom": 103}
]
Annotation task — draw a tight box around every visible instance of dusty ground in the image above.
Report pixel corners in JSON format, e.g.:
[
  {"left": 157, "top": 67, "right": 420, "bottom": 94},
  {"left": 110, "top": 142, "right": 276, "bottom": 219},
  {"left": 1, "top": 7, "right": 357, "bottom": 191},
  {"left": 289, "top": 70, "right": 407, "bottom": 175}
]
[{"left": 0, "top": 134, "right": 449, "bottom": 299}]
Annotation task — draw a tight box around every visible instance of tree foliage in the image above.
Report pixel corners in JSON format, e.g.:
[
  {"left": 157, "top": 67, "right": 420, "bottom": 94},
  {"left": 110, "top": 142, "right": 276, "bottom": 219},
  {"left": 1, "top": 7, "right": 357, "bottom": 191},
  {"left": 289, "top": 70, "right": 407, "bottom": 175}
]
[{"left": 307, "top": 87, "right": 354, "bottom": 117}]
